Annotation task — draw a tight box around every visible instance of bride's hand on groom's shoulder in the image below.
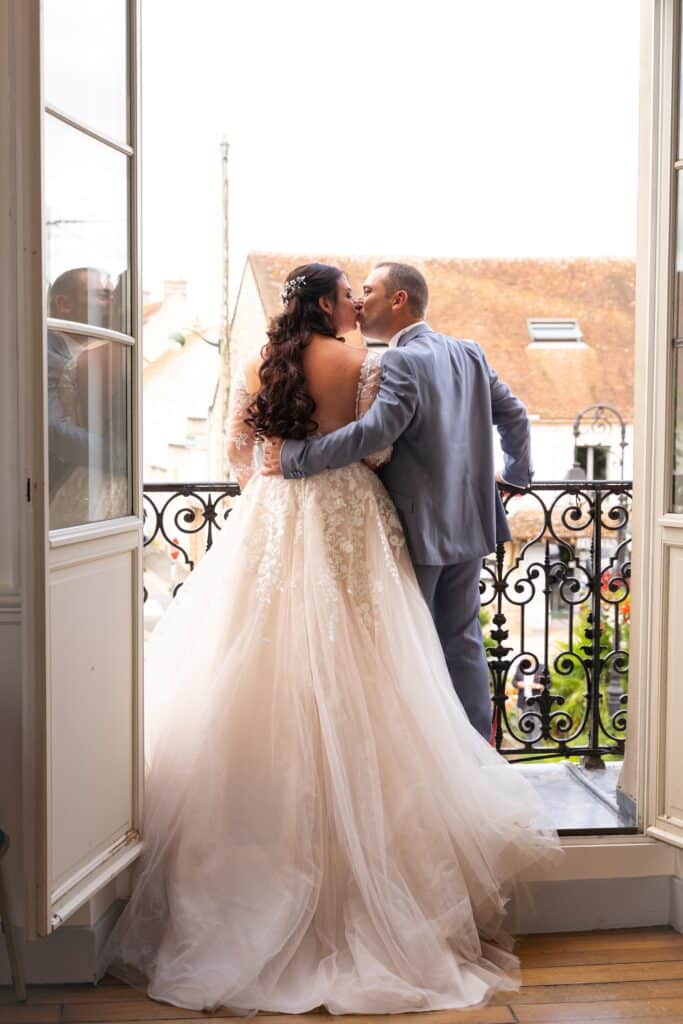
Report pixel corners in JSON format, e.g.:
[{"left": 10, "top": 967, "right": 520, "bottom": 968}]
[{"left": 261, "top": 437, "right": 284, "bottom": 476}]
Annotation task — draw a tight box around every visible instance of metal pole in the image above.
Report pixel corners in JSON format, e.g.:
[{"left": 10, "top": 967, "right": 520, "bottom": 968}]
[{"left": 219, "top": 137, "right": 231, "bottom": 477}]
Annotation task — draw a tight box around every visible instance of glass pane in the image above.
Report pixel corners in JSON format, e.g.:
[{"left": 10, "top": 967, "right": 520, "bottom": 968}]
[
  {"left": 674, "top": 346, "right": 683, "bottom": 513},
  {"left": 680, "top": 6, "right": 683, "bottom": 158},
  {"left": 44, "top": 0, "right": 128, "bottom": 143},
  {"left": 676, "top": 175, "right": 683, "bottom": 339},
  {"left": 48, "top": 333, "right": 131, "bottom": 530},
  {"left": 45, "top": 115, "right": 130, "bottom": 335}
]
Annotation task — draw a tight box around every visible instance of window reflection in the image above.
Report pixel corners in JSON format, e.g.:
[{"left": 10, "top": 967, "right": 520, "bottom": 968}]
[
  {"left": 48, "top": 267, "right": 116, "bottom": 330},
  {"left": 675, "top": 347, "right": 683, "bottom": 513},
  {"left": 48, "top": 329, "right": 130, "bottom": 530},
  {"left": 45, "top": 115, "right": 130, "bottom": 335}
]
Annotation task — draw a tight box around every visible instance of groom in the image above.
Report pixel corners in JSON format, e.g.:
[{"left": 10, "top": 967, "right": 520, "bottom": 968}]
[{"left": 263, "top": 262, "right": 531, "bottom": 742}]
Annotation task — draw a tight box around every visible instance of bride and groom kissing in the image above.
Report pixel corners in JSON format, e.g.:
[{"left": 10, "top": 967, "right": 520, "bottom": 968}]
[
  {"left": 262, "top": 260, "right": 532, "bottom": 743},
  {"left": 101, "top": 260, "right": 562, "bottom": 1015}
]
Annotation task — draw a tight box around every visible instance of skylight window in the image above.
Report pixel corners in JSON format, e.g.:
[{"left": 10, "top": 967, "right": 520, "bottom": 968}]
[{"left": 527, "top": 318, "right": 586, "bottom": 347}]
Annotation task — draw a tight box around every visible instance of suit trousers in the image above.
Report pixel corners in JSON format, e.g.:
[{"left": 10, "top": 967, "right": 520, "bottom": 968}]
[{"left": 413, "top": 559, "right": 492, "bottom": 741}]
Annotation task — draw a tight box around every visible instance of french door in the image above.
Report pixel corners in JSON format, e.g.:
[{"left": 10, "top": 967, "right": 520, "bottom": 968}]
[{"left": 24, "top": 0, "right": 144, "bottom": 935}]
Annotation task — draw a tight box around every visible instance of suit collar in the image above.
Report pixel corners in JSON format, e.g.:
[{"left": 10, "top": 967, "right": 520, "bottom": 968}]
[{"left": 395, "top": 321, "right": 431, "bottom": 347}]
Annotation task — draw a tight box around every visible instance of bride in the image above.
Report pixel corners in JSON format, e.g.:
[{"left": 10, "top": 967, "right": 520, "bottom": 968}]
[{"left": 100, "top": 262, "right": 562, "bottom": 1014}]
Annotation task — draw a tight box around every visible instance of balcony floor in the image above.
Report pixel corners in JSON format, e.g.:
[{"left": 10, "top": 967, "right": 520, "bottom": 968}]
[{"left": 516, "top": 762, "right": 636, "bottom": 833}]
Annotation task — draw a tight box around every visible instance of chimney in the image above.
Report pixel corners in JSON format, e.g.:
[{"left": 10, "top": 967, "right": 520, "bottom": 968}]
[{"left": 163, "top": 278, "right": 188, "bottom": 300}]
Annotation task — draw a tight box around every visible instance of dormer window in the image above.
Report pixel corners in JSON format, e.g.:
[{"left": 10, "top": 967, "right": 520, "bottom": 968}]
[{"left": 527, "top": 318, "right": 586, "bottom": 348}]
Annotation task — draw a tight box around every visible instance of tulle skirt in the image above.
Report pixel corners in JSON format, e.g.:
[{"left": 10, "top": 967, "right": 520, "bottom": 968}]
[{"left": 100, "top": 463, "right": 563, "bottom": 1013}]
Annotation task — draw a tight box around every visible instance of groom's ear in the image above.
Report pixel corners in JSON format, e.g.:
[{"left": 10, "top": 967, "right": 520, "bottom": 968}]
[{"left": 392, "top": 289, "right": 409, "bottom": 310}]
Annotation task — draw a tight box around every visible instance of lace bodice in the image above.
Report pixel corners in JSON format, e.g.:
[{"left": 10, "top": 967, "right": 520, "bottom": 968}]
[
  {"left": 226, "top": 350, "right": 391, "bottom": 488},
  {"left": 355, "top": 351, "right": 392, "bottom": 470}
]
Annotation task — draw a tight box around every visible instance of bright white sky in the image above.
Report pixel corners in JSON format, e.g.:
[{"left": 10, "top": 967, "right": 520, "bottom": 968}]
[{"left": 141, "top": 0, "right": 641, "bottom": 324}]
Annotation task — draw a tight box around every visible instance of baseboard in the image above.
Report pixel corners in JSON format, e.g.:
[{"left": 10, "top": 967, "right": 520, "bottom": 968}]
[
  {"left": 0, "top": 897, "right": 123, "bottom": 985},
  {"left": 506, "top": 874, "right": 673, "bottom": 934},
  {"left": 671, "top": 875, "right": 683, "bottom": 933}
]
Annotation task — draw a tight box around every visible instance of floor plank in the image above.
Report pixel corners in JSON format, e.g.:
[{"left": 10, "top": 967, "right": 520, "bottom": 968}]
[
  {"left": 518, "top": 946, "right": 683, "bottom": 968},
  {"left": 517, "top": 928, "right": 683, "bottom": 952},
  {"left": 511, "top": 995, "right": 683, "bottom": 1021},
  {"left": 491, "top": 977, "right": 683, "bottom": 1005},
  {"left": 62, "top": 1005, "right": 514, "bottom": 1023},
  {"left": 521, "top": 959, "right": 683, "bottom": 986},
  {"left": 62, "top": 1001, "right": 234, "bottom": 1021},
  {"left": 255, "top": 1014, "right": 515, "bottom": 1024},
  {"left": 20, "top": 986, "right": 143, "bottom": 1006},
  {"left": 0, "top": 1008, "right": 61, "bottom": 1023}
]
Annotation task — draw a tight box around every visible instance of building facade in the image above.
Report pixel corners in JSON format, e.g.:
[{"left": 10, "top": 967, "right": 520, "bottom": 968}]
[{"left": 227, "top": 253, "right": 635, "bottom": 483}]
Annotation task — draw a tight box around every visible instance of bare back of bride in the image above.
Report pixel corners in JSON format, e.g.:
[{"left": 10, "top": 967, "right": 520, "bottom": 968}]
[{"left": 99, "top": 262, "right": 562, "bottom": 1015}]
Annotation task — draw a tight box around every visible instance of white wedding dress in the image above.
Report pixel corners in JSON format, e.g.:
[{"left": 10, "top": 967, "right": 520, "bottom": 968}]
[{"left": 101, "top": 351, "right": 562, "bottom": 1014}]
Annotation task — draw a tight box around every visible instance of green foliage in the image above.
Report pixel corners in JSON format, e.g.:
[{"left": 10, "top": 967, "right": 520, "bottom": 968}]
[
  {"left": 480, "top": 584, "right": 630, "bottom": 751},
  {"left": 479, "top": 606, "right": 496, "bottom": 652},
  {"left": 547, "top": 596, "right": 629, "bottom": 743}
]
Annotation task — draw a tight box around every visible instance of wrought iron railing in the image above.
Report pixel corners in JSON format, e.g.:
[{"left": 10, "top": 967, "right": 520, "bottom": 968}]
[
  {"left": 143, "top": 479, "right": 632, "bottom": 767},
  {"left": 486, "top": 480, "right": 631, "bottom": 766},
  {"left": 143, "top": 482, "right": 240, "bottom": 603}
]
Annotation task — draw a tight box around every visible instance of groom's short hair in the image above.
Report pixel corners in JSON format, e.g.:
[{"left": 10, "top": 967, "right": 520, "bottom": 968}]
[{"left": 374, "top": 262, "right": 429, "bottom": 318}]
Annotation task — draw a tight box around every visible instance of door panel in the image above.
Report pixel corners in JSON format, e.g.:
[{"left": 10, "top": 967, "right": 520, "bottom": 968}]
[
  {"left": 48, "top": 532, "right": 138, "bottom": 906},
  {"left": 26, "top": 0, "right": 143, "bottom": 935},
  {"left": 638, "top": 0, "right": 683, "bottom": 852}
]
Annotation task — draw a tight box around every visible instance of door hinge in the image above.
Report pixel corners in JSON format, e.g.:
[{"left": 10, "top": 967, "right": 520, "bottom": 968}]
[{"left": 26, "top": 477, "right": 31, "bottom": 502}]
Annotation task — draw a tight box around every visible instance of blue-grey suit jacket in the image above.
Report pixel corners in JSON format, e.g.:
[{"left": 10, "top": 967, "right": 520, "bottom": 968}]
[{"left": 280, "top": 323, "right": 532, "bottom": 566}]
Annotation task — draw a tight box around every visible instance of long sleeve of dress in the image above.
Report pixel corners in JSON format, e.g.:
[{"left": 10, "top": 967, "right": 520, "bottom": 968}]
[
  {"left": 355, "top": 351, "right": 392, "bottom": 470},
  {"left": 226, "top": 368, "right": 259, "bottom": 490}
]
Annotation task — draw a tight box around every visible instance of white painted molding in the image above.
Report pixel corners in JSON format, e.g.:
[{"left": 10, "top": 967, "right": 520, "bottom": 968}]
[
  {"left": 672, "top": 875, "right": 683, "bottom": 932},
  {"left": 0, "top": 593, "right": 22, "bottom": 626},
  {"left": 50, "top": 840, "right": 143, "bottom": 930},
  {"left": 537, "top": 835, "right": 676, "bottom": 881},
  {"left": 49, "top": 517, "right": 140, "bottom": 550},
  {"left": 0, "top": 0, "right": 21, "bottom": 597}
]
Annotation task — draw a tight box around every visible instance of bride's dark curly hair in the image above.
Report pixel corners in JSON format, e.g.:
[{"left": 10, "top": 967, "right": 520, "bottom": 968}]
[{"left": 245, "top": 262, "right": 344, "bottom": 439}]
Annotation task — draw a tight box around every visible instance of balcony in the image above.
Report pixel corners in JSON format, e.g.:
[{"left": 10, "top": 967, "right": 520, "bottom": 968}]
[{"left": 143, "top": 478, "right": 635, "bottom": 836}]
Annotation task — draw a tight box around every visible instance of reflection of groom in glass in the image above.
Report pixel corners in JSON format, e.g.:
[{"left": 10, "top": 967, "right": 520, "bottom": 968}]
[{"left": 47, "top": 267, "right": 114, "bottom": 528}]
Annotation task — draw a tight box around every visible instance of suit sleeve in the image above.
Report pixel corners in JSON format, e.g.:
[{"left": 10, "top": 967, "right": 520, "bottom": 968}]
[
  {"left": 47, "top": 347, "right": 101, "bottom": 468},
  {"left": 280, "top": 349, "right": 418, "bottom": 479},
  {"left": 479, "top": 345, "right": 533, "bottom": 487}
]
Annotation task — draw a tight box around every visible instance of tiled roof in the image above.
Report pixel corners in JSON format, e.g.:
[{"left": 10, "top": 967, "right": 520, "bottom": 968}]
[
  {"left": 246, "top": 253, "right": 635, "bottom": 422},
  {"left": 142, "top": 299, "right": 163, "bottom": 324}
]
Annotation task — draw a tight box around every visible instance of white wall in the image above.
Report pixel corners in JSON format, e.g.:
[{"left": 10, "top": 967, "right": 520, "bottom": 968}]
[
  {"left": 493, "top": 421, "right": 635, "bottom": 483},
  {"left": 230, "top": 262, "right": 268, "bottom": 374}
]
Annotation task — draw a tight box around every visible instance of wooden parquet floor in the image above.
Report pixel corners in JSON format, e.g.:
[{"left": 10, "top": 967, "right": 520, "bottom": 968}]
[{"left": 2, "top": 927, "right": 683, "bottom": 1023}]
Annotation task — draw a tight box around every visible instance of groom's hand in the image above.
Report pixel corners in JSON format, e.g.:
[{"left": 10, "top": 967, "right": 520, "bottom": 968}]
[
  {"left": 496, "top": 472, "right": 526, "bottom": 499},
  {"left": 262, "top": 437, "right": 284, "bottom": 476}
]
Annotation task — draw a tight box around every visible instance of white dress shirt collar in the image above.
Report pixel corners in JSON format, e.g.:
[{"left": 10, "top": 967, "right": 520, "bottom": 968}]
[{"left": 388, "top": 320, "right": 428, "bottom": 348}]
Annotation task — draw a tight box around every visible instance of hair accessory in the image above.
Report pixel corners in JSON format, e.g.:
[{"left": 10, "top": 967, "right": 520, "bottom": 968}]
[{"left": 281, "top": 275, "right": 307, "bottom": 305}]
